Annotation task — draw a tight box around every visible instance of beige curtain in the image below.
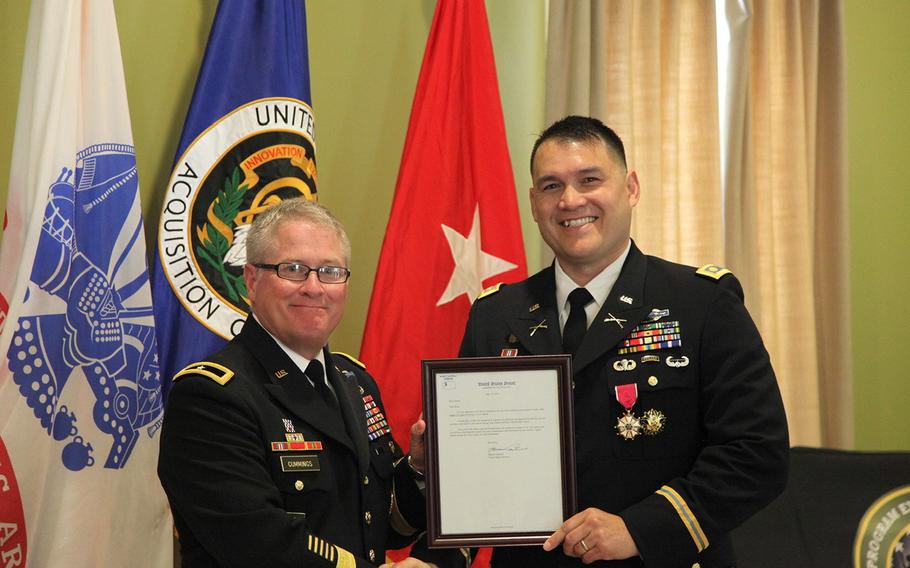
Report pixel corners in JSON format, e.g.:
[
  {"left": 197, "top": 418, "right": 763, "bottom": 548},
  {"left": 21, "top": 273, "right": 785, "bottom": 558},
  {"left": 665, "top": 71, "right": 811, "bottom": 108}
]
[{"left": 546, "top": 0, "right": 850, "bottom": 448}]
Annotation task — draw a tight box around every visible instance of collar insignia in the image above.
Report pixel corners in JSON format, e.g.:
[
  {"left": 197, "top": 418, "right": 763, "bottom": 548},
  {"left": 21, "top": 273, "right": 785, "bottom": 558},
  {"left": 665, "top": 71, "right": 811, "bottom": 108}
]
[
  {"left": 604, "top": 313, "right": 627, "bottom": 328},
  {"left": 529, "top": 319, "right": 548, "bottom": 336}
]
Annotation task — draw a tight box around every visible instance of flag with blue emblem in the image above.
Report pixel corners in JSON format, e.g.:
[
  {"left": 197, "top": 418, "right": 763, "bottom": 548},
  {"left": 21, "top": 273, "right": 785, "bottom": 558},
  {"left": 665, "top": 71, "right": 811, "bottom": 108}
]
[
  {"left": 0, "top": 1, "right": 171, "bottom": 565},
  {"left": 150, "top": 0, "right": 317, "bottom": 400}
]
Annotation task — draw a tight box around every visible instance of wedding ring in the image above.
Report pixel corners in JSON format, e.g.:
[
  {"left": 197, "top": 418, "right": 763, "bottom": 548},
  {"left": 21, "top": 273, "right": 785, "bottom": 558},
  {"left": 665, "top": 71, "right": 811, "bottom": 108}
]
[{"left": 579, "top": 538, "right": 590, "bottom": 553}]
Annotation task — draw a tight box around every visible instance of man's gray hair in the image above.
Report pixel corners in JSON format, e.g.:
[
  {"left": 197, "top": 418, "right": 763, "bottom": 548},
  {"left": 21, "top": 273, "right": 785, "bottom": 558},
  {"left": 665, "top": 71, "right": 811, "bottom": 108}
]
[{"left": 245, "top": 198, "right": 351, "bottom": 265}]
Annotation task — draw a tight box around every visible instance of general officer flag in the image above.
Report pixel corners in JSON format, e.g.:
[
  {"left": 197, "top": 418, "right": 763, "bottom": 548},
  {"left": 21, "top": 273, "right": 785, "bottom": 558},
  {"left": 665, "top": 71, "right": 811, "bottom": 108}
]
[
  {"left": 151, "top": 0, "right": 317, "bottom": 398},
  {"left": 0, "top": 1, "right": 171, "bottom": 565},
  {"left": 360, "top": 0, "right": 527, "bottom": 462}
]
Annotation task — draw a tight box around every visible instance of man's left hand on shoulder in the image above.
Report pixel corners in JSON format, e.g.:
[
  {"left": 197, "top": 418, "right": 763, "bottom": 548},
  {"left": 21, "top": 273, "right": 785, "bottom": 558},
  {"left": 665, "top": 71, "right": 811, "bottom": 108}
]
[{"left": 543, "top": 507, "right": 639, "bottom": 563}]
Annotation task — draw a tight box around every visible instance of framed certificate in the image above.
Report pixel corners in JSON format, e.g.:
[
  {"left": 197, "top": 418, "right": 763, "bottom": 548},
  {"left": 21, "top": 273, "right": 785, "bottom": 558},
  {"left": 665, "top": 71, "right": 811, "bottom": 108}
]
[{"left": 422, "top": 355, "right": 577, "bottom": 548}]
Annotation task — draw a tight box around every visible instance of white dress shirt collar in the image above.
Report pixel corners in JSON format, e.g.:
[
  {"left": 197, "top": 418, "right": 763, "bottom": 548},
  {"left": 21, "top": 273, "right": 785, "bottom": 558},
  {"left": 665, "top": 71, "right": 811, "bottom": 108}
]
[
  {"left": 251, "top": 314, "right": 328, "bottom": 388},
  {"left": 555, "top": 240, "right": 632, "bottom": 331}
]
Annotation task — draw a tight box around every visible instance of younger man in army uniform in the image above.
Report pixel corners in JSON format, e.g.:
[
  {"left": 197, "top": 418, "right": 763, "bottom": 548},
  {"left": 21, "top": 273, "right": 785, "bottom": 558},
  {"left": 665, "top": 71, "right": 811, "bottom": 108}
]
[{"left": 460, "top": 116, "right": 789, "bottom": 567}]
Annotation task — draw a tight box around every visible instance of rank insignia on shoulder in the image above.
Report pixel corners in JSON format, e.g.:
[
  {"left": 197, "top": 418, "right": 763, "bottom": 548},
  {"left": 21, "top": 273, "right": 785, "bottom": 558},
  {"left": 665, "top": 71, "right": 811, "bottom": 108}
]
[
  {"left": 696, "top": 264, "right": 732, "bottom": 280},
  {"left": 332, "top": 351, "right": 366, "bottom": 369},
  {"left": 173, "top": 361, "right": 234, "bottom": 385},
  {"left": 477, "top": 283, "right": 504, "bottom": 300}
]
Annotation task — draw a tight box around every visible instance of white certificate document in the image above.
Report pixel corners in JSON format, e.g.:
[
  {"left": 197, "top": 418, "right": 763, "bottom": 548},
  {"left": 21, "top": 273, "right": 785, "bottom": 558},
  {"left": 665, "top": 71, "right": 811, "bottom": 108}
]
[{"left": 434, "top": 368, "right": 565, "bottom": 535}]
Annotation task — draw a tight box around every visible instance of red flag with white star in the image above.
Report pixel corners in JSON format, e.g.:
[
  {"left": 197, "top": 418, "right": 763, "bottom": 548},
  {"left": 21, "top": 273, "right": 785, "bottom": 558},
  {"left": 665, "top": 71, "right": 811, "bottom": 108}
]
[{"left": 360, "top": 0, "right": 526, "bottom": 454}]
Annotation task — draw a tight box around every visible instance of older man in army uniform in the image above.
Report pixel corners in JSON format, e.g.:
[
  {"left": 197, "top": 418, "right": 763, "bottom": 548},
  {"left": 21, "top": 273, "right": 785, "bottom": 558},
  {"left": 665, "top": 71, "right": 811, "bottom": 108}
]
[
  {"left": 459, "top": 116, "right": 789, "bottom": 567},
  {"left": 159, "top": 198, "right": 447, "bottom": 568}
]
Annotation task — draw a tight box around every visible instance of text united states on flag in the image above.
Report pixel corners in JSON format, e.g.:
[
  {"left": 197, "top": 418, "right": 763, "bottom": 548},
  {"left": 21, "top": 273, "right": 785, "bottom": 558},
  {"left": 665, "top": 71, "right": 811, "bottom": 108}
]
[{"left": 151, "top": 0, "right": 317, "bottom": 400}]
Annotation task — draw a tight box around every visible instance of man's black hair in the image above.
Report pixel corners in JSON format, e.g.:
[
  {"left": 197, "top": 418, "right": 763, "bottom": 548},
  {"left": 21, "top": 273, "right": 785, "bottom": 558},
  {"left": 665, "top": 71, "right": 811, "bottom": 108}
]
[{"left": 530, "top": 115, "right": 627, "bottom": 174}]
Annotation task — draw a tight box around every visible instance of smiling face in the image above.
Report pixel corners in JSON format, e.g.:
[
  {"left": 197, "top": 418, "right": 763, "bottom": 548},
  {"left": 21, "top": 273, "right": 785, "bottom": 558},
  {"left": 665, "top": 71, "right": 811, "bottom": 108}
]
[
  {"left": 530, "top": 138, "right": 640, "bottom": 285},
  {"left": 243, "top": 220, "right": 348, "bottom": 359}
]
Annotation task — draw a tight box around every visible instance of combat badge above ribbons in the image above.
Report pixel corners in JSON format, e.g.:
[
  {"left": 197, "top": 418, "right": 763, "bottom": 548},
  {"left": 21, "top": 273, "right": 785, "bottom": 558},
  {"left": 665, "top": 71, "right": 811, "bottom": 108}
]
[{"left": 646, "top": 308, "right": 670, "bottom": 322}]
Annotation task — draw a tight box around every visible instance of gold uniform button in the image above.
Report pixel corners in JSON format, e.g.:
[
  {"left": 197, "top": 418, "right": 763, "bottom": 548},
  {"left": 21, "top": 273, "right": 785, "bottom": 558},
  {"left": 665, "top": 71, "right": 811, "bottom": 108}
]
[
  {"left": 365, "top": 511, "right": 372, "bottom": 525},
  {"left": 369, "top": 549, "right": 376, "bottom": 562},
  {"left": 363, "top": 475, "right": 370, "bottom": 486},
  {"left": 294, "top": 480, "right": 304, "bottom": 491},
  {"left": 692, "top": 563, "right": 700, "bottom": 568},
  {"left": 648, "top": 376, "right": 658, "bottom": 387}
]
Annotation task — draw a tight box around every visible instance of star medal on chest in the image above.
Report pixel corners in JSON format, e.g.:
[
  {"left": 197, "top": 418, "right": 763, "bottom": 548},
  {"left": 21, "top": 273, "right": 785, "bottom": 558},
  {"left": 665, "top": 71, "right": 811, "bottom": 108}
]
[
  {"left": 641, "top": 408, "right": 667, "bottom": 435},
  {"left": 614, "top": 383, "right": 641, "bottom": 440}
]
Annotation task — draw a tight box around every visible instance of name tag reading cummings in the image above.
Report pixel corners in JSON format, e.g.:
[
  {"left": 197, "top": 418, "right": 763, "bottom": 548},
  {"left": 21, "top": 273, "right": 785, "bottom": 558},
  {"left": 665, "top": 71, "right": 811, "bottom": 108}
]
[{"left": 280, "top": 455, "right": 320, "bottom": 472}]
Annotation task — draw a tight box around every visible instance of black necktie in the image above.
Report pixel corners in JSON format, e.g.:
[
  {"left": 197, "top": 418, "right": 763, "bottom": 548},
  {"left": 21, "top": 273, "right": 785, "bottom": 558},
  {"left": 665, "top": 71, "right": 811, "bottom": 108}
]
[
  {"left": 563, "top": 288, "right": 593, "bottom": 355},
  {"left": 305, "top": 359, "right": 338, "bottom": 410}
]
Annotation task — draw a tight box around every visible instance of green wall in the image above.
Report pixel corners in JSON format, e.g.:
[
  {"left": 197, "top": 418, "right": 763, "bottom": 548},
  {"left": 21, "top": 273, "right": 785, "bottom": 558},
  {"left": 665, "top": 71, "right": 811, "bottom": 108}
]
[
  {"left": 1, "top": 1, "right": 907, "bottom": 450},
  {"left": 845, "top": 1, "right": 910, "bottom": 450}
]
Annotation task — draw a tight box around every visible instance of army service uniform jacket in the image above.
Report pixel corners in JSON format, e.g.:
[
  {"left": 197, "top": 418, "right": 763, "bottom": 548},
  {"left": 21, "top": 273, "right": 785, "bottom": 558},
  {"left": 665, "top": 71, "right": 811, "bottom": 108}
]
[
  {"left": 158, "top": 317, "right": 428, "bottom": 568},
  {"left": 459, "top": 242, "right": 789, "bottom": 568}
]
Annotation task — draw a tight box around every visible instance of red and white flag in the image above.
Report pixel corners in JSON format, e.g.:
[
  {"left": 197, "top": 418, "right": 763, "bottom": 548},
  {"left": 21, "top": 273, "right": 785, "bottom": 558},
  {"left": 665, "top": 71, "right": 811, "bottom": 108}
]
[
  {"left": 361, "top": 0, "right": 526, "bottom": 459},
  {"left": 0, "top": 1, "right": 170, "bottom": 566}
]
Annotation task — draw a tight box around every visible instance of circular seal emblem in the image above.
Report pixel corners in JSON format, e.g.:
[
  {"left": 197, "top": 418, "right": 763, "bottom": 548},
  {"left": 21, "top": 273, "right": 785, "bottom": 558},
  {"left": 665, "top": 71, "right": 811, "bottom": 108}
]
[
  {"left": 854, "top": 485, "right": 910, "bottom": 567},
  {"left": 159, "top": 97, "right": 317, "bottom": 339}
]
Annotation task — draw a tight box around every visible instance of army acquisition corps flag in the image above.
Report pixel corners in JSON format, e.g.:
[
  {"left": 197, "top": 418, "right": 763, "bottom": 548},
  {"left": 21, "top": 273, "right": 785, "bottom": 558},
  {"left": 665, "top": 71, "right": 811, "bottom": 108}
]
[
  {"left": 0, "top": 1, "right": 171, "bottom": 566},
  {"left": 152, "top": 0, "right": 317, "bottom": 397}
]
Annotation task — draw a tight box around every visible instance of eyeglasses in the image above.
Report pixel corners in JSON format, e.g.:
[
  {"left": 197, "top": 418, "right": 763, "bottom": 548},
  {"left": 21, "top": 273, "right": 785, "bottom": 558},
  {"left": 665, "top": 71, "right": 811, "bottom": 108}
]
[{"left": 254, "top": 262, "right": 351, "bottom": 284}]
